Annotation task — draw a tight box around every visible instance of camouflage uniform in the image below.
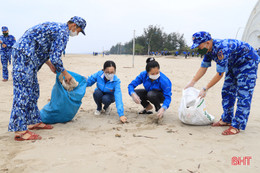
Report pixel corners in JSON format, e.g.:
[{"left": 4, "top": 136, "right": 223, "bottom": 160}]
[
  {"left": 0, "top": 26, "right": 16, "bottom": 80},
  {"left": 8, "top": 16, "right": 86, "bottom": 132},
  {"left": 191, "top": 31, "right": 259, "bottom": 130}
]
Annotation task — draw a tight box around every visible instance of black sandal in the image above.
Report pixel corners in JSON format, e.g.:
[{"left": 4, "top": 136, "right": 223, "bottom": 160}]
[{"left": 139, "top": 109, "right": 153, "bottom": 114}]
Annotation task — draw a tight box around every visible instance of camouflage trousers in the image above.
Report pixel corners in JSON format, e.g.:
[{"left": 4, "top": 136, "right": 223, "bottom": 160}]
[
  {"left": 1, "top": 53, "right": 10, "bottom": 80},
  {"left": 8, "top": 50, "right": 42, "bottom": 132},
  {"left": 221, "top": 59, "right": 259, "bottom": 130}
]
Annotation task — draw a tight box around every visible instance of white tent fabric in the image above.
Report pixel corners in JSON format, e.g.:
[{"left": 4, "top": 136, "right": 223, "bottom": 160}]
[{"left": 242, "top": 0, "right": 260, "bottom": 49}]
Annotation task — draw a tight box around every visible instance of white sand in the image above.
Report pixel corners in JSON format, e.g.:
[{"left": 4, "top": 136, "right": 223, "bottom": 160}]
[{"left": 0, "top": 54, "right": 259, "bottom": 173}]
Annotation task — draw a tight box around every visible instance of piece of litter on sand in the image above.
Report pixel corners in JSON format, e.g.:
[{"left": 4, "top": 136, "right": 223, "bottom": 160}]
[
  {"left": 146, "top": 114, "right": 163, "bottom": 125},
  {"left": 59, "top": 73, "right": 79, "bottom": 91},
  {"left": 133, "top": 134, "right": 157, "bottom": 139},
  {"left": 113, "top": 127, "right": 121, "bottom": 131},
  {"left": 115, "top": 134, "right": 121, "bottom": 137},
  {"left": 167, "top": 129, "right": 178, "bottom": 133},
  {"left": 187, "top": 169, "right": 195, "bottom": 173}
]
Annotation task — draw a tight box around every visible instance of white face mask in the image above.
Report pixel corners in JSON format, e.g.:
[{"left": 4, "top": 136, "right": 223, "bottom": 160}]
[
  {"left": 149, "top": 73, "right": 160, "bottom": 80},
  {"left": 105, "top": 73, "right": 114, "bottom": 81},
  {"left": 69, "top": 30, "right": 78, "bottom": 37}
]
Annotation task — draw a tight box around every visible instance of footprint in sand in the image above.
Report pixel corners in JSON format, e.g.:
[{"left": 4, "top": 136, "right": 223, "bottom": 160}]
[
  {"left": 79, "top": 127, "right": 87, "bottom": 131},
  {"left": 136, "top": 122, "right": 142, "bottom": 127},
  {"left": 0, "top": 135, "right": 9, "bottom": 141},
  {"left": 0, "top": 168, "right": 8, "bottom": 172}
]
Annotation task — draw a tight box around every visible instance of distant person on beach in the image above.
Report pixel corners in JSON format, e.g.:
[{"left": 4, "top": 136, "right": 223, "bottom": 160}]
[
  {"left": 128, "top": 57, "right": 172, "bottom": 118},
  {"left": 0, "top": 26, "right": 16, "bottom": 82},
  {"left": 8, "top": 16, "right": 86, "bottom": 141},
  {"left": 85, "top": 60, "right": 127, "bottom": 123},
  {"left": 185, "top": 31, "right": 259, "bottom": 135},
  {"left": 183, "top": 51, "right": 188, "bottom": 58}
]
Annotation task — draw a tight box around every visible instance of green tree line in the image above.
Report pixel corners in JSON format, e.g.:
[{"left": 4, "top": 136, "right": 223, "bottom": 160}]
[{"left": 109, "top": 25, "right": 190, "bottom": 55}]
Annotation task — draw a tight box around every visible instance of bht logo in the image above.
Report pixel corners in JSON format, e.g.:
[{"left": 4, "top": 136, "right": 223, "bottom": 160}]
[{"left": 231, "top": 156, "right": 252, "bottom": 166}]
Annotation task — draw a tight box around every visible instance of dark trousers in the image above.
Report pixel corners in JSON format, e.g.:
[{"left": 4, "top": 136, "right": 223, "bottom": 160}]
[
  {"left": 93, "top": 88, "right": 115, "bottom": 111},
  {"left": 135, "top": 89, "right": 164, "bottom": 111}
]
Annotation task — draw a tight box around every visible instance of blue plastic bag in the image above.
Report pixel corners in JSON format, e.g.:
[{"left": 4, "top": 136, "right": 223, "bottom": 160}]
[{"left": 40, "top": 71, "right": 87, "bottom": 124}]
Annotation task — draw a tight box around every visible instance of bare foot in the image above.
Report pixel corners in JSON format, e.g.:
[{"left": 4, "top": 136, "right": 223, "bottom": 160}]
[
  {"left": 222, "top": 126, "right": 240, "bottom": 135},
  {"left": 212, "top": 119, "right": 230, "bottom": 126},
  {"left": 15, "top": 130, "right": 42, "bottom": 140},
  {"left": 16, "top": 131, "right": 31, "bottom": 139},
  {"left": 2, "top": 79, "right": 8, "bottom": 82},
  {"left": 28, "top": 122, "right": 53, "bottom": 130},
  {"left": 28, "top": 123, "right": 45, "bottom": 129}
]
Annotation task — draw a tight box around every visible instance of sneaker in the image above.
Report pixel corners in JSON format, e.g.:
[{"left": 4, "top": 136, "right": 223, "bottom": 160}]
[
  {"left": 94, "top": 110, "right": 101, "bottom": 115},
  {"left": 104, "top": 106, "right": 112, "bottom": 115}
]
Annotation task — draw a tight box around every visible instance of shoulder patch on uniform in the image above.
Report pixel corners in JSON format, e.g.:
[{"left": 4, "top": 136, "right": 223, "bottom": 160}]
[{"left": 217, "top": 50, "right": 224, "bottom": 60}]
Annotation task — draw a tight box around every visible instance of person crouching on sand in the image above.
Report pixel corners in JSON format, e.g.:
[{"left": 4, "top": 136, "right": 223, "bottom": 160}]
[
  {"left": 128, "top": 57, "right": 172, "bottom": 118},
  {"left": 85, "top": 60, "right": 127, "bottom": 123}
]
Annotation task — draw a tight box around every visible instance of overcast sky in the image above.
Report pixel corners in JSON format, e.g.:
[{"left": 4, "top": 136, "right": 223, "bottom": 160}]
[{"left": 0, "top": 0, "right": 258, "bottom": 53}]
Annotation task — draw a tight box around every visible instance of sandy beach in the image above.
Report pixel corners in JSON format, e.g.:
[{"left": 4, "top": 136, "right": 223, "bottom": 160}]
[{"left": 0, "top": 54, "right": 259, "bottom": 173}]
